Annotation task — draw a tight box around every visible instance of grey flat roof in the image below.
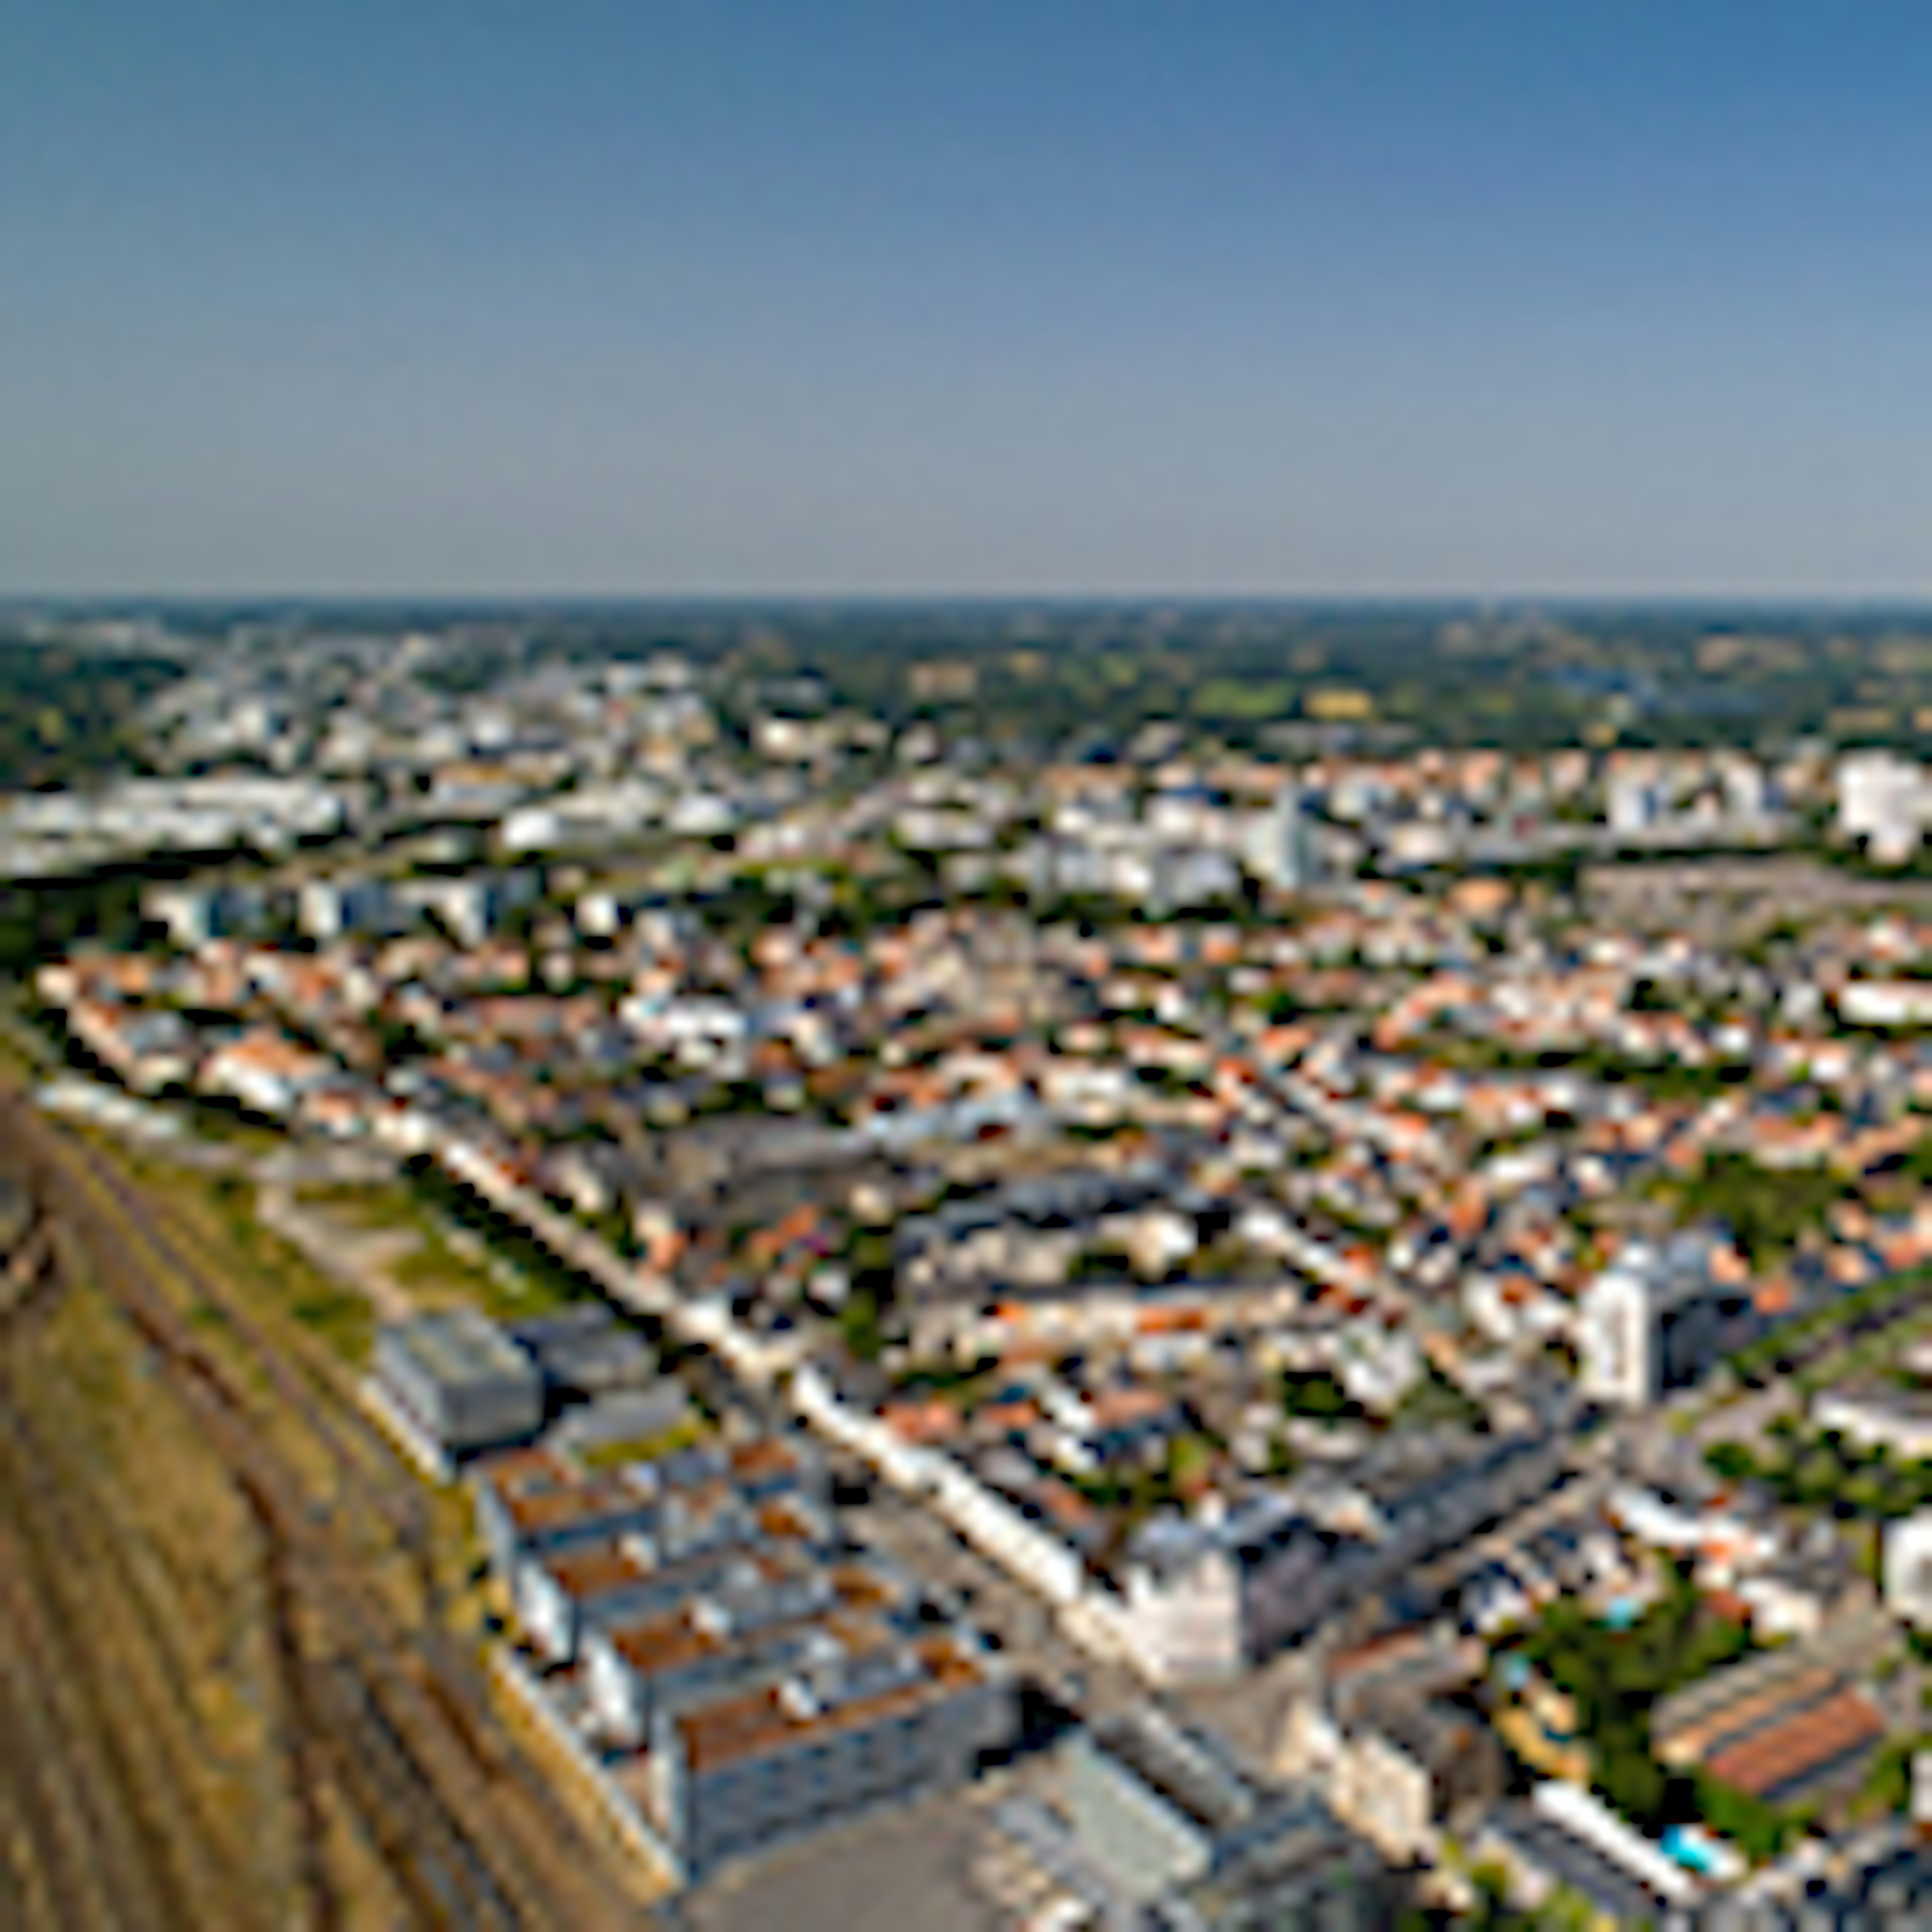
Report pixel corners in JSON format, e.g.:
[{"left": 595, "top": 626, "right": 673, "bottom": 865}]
[
  {"left": 1483, "top": 1805, "right": 1665, "bottom": 1928},
  {"left": 383, "top": 1307, "right": 534, "bottom": 1391}
]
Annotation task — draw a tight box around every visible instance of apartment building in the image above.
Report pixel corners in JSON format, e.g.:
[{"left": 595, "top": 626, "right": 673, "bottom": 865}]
[
  {"left": 646, "top": 1623, "right": 1004, "bottom": 1879},
  {"left": 486, "top": 1425, "right": 1006, "bottom": 1881},
  {"left": 988, "top": 1708, "right": 1399, "bottom": 1928},
  {"left": 1578, "top": 1233, "right": 1768, "bottom": 1408},
  {"left": 1115, "top": 1429, "right": 1566, "bottom": 1682}
]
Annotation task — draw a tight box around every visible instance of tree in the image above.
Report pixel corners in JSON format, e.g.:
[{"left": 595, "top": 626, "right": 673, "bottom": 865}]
[
  {"left": 1518, "top": 1567, "right": 1752, "bottom": 1836},
  {"left": 1679, "top": 1151, "right": 1846, "bottom": 1269},
  {"left": 1281, "top": 1370, "right": 1354, "bottom": 1420},
  {"left": 1693, "top": 1772, "right": 1795, "bottom": 1863},
  {"left": 837, "top": 1286, "right": 887, "bottom": 1361},
  {"left": 838, "top": 1227, "right": 898, "bottom": 1361}
]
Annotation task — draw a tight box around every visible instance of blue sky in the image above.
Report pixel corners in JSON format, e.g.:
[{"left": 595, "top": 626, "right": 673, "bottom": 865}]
[{"left": 5, "top": 2, "right": 1932, "bottom": 597}]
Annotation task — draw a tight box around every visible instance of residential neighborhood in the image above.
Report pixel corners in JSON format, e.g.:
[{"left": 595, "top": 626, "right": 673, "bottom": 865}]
[{"left": 12, "top": 609, "right": 1932, "bottom": 1923}]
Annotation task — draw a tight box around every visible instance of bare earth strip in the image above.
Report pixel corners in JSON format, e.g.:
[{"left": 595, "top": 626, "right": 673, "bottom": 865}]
[{"left": 0, "top": 1088, "right": 654, "bottom": 1928}]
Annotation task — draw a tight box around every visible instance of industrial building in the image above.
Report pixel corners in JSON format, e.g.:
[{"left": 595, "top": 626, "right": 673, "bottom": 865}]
[
  {"left": 373, "top": 1307, "right": 545, "bottom": 1457},
  {"left": 1650, "top": 1606, "right": 1895, "bottom": 1810},
  {"left": 987, "top": 1708, "right": 1399, "bottom": 1928}
]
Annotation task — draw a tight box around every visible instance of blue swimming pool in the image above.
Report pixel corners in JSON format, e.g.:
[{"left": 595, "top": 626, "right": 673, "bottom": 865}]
[{"left": 1663, "top": 1826, "right": 1728, "bottom": 1876}]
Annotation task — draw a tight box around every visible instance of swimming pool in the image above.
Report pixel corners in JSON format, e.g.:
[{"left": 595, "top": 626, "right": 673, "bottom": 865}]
[{"left": 1662, "top": 1824, "right": 1742, "bottom": 1880}]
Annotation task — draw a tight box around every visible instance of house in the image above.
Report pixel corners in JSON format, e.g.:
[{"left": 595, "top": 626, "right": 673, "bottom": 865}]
[
  {"left": 199, "top": 1028, "right": 334, "bottom": 1118},
  {"left": 1705, "top": 1841, "right": 1932, "bottom": 1927}
]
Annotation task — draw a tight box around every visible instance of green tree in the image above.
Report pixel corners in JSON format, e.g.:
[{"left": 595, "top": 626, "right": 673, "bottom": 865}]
[{"left": 1705, "top": 1441, "right": 1757, "bottom": 1483}]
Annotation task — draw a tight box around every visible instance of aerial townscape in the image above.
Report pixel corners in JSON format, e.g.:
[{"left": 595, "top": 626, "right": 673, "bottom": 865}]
[
  {"left": 19, "top": 6, "right": 1932, "bottom": 1928},
  {"left": 12, "top": 605, "right": 1932, "bottom": 1926}
]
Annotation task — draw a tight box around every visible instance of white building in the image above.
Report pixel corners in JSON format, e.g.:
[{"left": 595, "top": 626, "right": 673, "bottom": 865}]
[
  {"left": 1884, "top": 1511, "right": 1932, "bottom": 1628},
  {"left": 1607, "top": 770, "right": 1662, "bottom": 838},
  {"left": 1528, "top": 1782, "right": 1696, "bottom": 1909},
  {"left": 1838, "top": 980, "right": 1932, "bottom": 1028},
  {"left": 1242, "top": 782, "right": 1315, "bottom": 894},
  {"left": 1837, "top": 750, "right": 1930, "bottom": 865},
  {"left": 1577, "top": 1234, "right": 1762, "bottom": 1409},
  {"left": 1814, "top": 1383, "right": 1932, "bottom": 1462}
]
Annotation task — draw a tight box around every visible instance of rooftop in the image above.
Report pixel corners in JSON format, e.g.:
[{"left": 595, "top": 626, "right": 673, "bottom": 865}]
[
  {"left": 673, "top": 1634, "right": 987, "bottom": 1776},
  {"left": 384, "top": 1306, "right": 537, "bottom": 1392}
]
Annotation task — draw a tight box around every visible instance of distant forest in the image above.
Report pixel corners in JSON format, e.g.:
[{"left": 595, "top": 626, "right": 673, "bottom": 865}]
[
  {"left": 18, "top": 599, "right": 1932, "bottom": 759},
  {"left": 0, "top": 636, "right": 177, "bottom": 790},
  {"left": 394, "top": 599, "right": 1932, "bottom": 754},
  {"left": 680, "top": 603, "right": 1932, "bottom": 754}
]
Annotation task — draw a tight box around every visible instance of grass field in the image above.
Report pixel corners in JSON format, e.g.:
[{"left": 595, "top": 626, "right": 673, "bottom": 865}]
[
  {"left": 295, "top": 1176, "right": 587, "bottom": 1325},
  {"left": 0, "top": 1187, "right": 407, "bottom": 1926}
]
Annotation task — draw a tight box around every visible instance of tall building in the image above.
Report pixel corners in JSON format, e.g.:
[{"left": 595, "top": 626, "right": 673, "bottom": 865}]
[
  {"left": 1577, "top": 1235, "right": 1766, "bottom": 1408},
  {"left": 1837, "top": 749, "right": 1929, "bottom": 865},
  {"left": 1244, "top": 779, "right": 1315, "bottom": 894}
]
